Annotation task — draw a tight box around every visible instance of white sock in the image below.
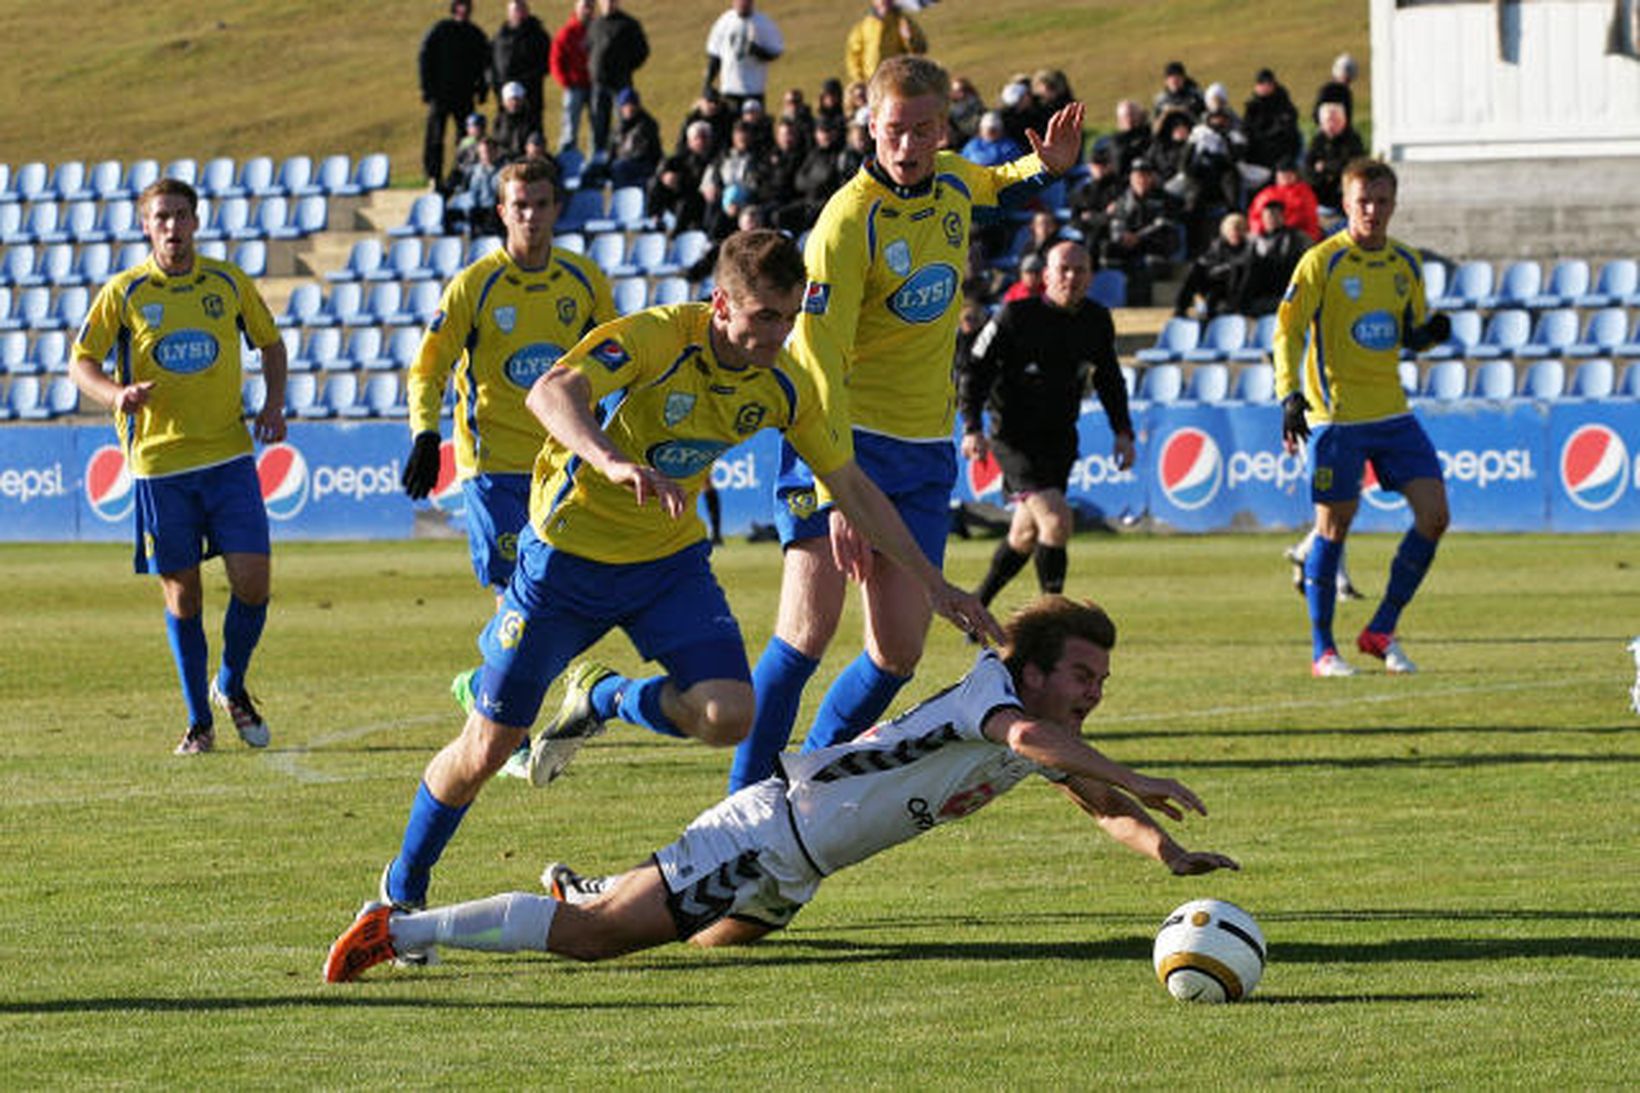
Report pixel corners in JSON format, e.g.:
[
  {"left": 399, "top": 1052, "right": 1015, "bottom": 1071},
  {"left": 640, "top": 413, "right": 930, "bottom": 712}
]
[{"left": 391, "top": 892, "right": 558, "bottom": 953}]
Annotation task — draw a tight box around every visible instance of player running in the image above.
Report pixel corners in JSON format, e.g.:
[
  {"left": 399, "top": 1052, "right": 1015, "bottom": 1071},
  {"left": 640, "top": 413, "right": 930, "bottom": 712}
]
[
  {"left": 69, "top": 178, "right": 287, "bottom": 755},
  {"left": 1275, "top": 158, "right": 1451, "bottom": 677},
  {"left": 325, "top": 596, "right": 1237, "bottom": 981}
]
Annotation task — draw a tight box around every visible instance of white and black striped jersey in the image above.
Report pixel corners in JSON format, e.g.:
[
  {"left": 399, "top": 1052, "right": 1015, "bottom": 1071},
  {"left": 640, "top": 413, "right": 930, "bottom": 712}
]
[{"left": 781, "top": 650, "right": 1063, "bottom": 876}]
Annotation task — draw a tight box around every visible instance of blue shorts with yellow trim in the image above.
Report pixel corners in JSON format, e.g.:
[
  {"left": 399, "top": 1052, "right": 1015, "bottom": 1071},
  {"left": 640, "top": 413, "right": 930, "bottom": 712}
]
[
  {"left": 461, "top": 472, "right": 530, "bottom": 590},
  {"left": 1308, "top": 414, "right": 1441, "bottom": 504},
  {"left": 772, "top": 430, "right": 955, "bottom": 568},
  {"left": 131, "top": 456, "right": 269, "bottom": 575},
  {"left": 474, "top": 527, "right": 749, "bottom": 729}
]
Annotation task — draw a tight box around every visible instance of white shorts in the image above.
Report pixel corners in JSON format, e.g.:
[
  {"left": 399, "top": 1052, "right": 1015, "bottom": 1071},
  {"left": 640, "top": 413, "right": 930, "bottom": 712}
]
[{"left": 653, "top": 780, "right": 822, "bottom": 937}]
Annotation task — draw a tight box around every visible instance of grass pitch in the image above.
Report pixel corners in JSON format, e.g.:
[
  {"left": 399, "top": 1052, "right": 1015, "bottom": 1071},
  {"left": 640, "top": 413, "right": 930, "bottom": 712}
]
[{"left": 2, "top": 532, "right": 1637, "bottom": 1087}]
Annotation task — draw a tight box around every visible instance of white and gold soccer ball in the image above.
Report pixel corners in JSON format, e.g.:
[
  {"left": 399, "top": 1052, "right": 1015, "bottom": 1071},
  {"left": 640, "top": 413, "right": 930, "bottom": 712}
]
[{"left": 1153, "top": 898, "right": 1267, "bottom": 1003}]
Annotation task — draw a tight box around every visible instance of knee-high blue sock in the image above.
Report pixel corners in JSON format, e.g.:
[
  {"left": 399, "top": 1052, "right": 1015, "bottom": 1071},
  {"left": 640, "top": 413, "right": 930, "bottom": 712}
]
[
  {"left": 165, "top": 612, "right": 213, "bottom": 728},
  {"left": 801, "top": 652, "right": 910, "bottom": 753},
  {"left": 1305, "top": 537, "right": 1343, "bottom": 660},
  {"left": 592, "top": 674, "right": 683, "bottom": 738},
  {"left": 387, "top": 781, "right": 471, "bottom": 906},
  {"left": 1369, "top": 530, "right": 1438, "bottom": 635},
  {"left": 729, "top": 636, "right": 819, "bottom": 792},
  {"left": 216, "top": 596, "right": 267, "bottom": 695}
]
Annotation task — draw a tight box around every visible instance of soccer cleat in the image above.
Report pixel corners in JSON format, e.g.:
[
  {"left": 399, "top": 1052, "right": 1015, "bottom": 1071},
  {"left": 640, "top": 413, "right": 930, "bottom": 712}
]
[
  {"left": 450, "top": 668, "right": 477, "bottom": 715},
  {"left": 210, "top": 680, "right": 270, "bottom": 748},
  {"left": 497, "top": 741, "right": 532, "bottom": 780},
  {"left": 542, "top": 861, "right": 607, "bottom": 905},
  {"left": 1311, "top": 649, "right": 1358, "bottom": 678},
  {"left": 528, "top": 661, "right": 615, "bottom": 788},
  {"left": 323, "top": 901, "right": 399, "bottom": 983},
  {"left": 1283, "top": 546, "right": 1305, "bottom": 595},
  {"left": 1358, "top": 630, "right": 1418, "bottom": 674},
  {"left": 378, "top": 862, "right": 439, "bottom": 967},
  {"left": 174, "top": 724, "right": 215, "bottom": 755},
  {"left": 1336, "top": 579, "right": 1365, "bottom": 601}
]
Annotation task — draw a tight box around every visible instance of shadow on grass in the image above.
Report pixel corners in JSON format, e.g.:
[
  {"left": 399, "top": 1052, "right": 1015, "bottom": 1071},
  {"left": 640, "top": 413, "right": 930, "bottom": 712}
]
[
  {"left": 1251, "top": 992, "right": 1480, "bottom": 1005},
  {"left": 1100, "top": 723, "right": 1637, "bottom": 743},
  {"left": 0, "top": 994, "right": 700, "bottom": 1016},
  {"left": 1156, "top": 751, "right": 1640, "bottom": 771}
]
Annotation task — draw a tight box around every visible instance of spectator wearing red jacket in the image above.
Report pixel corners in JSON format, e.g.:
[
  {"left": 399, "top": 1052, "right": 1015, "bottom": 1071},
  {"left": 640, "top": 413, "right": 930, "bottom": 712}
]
[
  {"left": 1247, "top": 160, "right": 1321, "bottom": 241},
  {"left": 549, "top": 0, "right": 594, "bottom": 155}
]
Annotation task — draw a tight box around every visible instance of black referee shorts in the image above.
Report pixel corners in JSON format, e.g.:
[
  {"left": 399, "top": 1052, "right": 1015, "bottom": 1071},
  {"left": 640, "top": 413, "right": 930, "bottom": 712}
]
[{"left": 991, "top": 432, "right": 1078, "bottom": 497}]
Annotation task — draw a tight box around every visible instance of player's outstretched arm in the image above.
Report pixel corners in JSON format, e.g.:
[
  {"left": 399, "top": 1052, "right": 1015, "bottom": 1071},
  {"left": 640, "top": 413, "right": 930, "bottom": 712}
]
[
  {"left": 69, "top": 354, "right": 151, "bottom": 414},
  {"left": 1056, "top": 776, "right": 1239, "bottom": 876},
  {"left": 1026, "top": 101, "right": 1086, "bottom": 177},
  {"left": 988, "top": 711, "right": 1207, "bottom": 819},
  {"left": 528, "top": 365, "right": 686, "bottom": 518}
]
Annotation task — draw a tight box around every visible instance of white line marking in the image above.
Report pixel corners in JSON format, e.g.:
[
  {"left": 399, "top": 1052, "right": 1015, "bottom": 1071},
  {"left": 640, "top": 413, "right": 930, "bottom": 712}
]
[{"left": 262, "top": 713, "right": 449, "bottom": 784}]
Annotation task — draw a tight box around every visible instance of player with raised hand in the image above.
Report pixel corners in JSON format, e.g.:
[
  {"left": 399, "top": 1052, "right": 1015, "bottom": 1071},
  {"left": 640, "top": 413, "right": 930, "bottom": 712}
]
[
  {"left": 68, "top": 178, "right": 288, "bottom": 755},
  {"left": 730, "top": 54, "right": 1084, "bottom": 794},
  {"left": 1275, "top": 158, "right": 1451, "bottom": 677},
  {"left": 325, "top": 597, "right": 1235, "bottom": 982}
]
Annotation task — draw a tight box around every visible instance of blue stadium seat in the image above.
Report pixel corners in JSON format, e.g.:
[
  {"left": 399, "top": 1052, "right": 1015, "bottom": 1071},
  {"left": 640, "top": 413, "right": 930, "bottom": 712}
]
[
  {"left": 1519, "top": 359, "right": 1565, "bottom": 400},
  {"left": 312, "top": 154, "right": 350, "bottom": 197},
  {"left": 9, "top": 162, "right": 49, "bottom": 204},
  {"left": 45, "top": 375, "right": 78, "bottom": 416},
  {"left": 612, "top": 276, "right": 647, "bottom": 315},
  {"left": 348, "top": 153, "right": 391, "bottom": 195},
  {"left": 1088, "top": 268, "right": 1126, "bottom": 309},
  {"left": 89, "top": 162, "right": 126, "bottom": 201},
  {"left": 0, "top": 163, "right": 19, "bottom": 203},
  {"left": 199, "top": 157, "right": 237, "bottom": 197},
  {"left": 245, "top": 196, "right": 289, "bottom": 241},
  {"left": 234, "top": 239, "right": 268, "bottom": 277},
  {"left": 1229, "top": 313, "right": 1277, "bottom": 363},
  {"left": 1400, "top": 361, "right": 1420, "bottom": 396},
  {"left": 0, "top": 204, "right": 22, "bottom": 245},
  {"left": 35, "top": 202, "right": 74, "bottom": 245},
  {"left": 1419, "top": 309, "right": 1482, "bottom": 360},
  {"left": 1420, "top": 259, "right": 1447, "bottom": 303},
  {"left": 1526, "top": 259, "right": 1590, "bottom": 309},
  {"left": 1479, "top": 260, "right": 1540, "bottom": 310},
  {"left": 2, "top": 287, "right": 50, "bottom": 332},
  {"left": 1618, "top": 314, "right": 1640, "bottom": 359},
  {"left": 6, "top": 202, "right": 59, "bottom": 246},
  {"left": 98, "top": 199, "right": 143, "bottom": 244},
  {"left": 1569, "top": 358, "right": 1614, "bottom": 399},
  {"left": 616, "top": 231, "right": 667, "bottom": 277},
  {"left": 74, "top": 243, "right": 115, "bottom": 287},
  {"left": 1516, "top": 308, "right": 1578, "bottom": 360},
  {"left": 1421, "top": 360, "right": 1467, "bottom": 401},
  {"left": 323, "top": 373, "right": 370, "bottom": 418},
  {"left": 118, "top": 159, "right": 159, "bottom": 201},
  {"left": 286, "top": 372, "right": 325, "bottom": 418},
  {"left": 329, "top": 238, "right": 385, "bottom": 283},
  {"left": 389, "top": 193, "right": 445, "bottom": 238},
  {"left": 42, "top": 243, "right": 81, "bottom": 287},
  {"left": 1619, "top": 363, "right": 1640, "bottom": 398},
  {"left": 1565, "top": 308, "right": 1629, "bottom": 358},
  {"left": 1135, "top": 317, "right": 1200, "bottom": 363},
  {"left": 358, "top": 283, "right": 401, "bottom": 326},
  {"left": 0, "top": 330, "right": 27, "bottom": 374},
  {"left": 242, "top": 375, "right": 267, "bottom": 416},
  {"left": 44, "top": 161, "right": 87, "bottom": 203},
  {"left": 556, "top": 148, "right": 586, "bottom": 188},
  {"left": 605, "top": 185, "right": 650, "bottom": 232},
  {"left": 1573, "top": 258, "right": 1639, "bottom": 308},
  {"left": 466, "top": 235, "right": 502, "bottom": 262},
  {"left": 198, "top": 240, "right": 230, "bottom": 261},
  {"left": 29, "top": 331, "right": 68, "bottom": 374},
  {"left": 554, "top": 231, "right": 586, "bottom": 256},
  {"left": 362, "top": 326, "right": 417, "bottom": 371},
  {"left": 1470, "top": 360, "right": 1516, "bottom": 400},
  {"left": 2, "top": 245, "right": 37, "bottom": 288},
  {"left": 162, "top": 158, "right": 199, "bottom": 186},
  {"left": 116, "top": 241, "right": 147, "bottom": 271},
  {"left": 650, "top": 230, "right": 709, "bottom": 277},
  {"left": 650, "top": 276, "right": 692, "bottom": 306},
  {"left": 398, "top": 281, "right": 441, "bottom": 326},
  {"left": 1431, "top": 259, "right": 1492, "bottom": 310},
  {"left": 276, "top": 282, "right": 326, "bottom": 328},
  {"left": 364, "top": 373, "right": 408, "bottom": 418},
  {"left": 273, "top": 195, "right": 327, "bottom": 240},
  {"left": 1469, "top": 309, "right": 1531, "bottom": 359},
  {"left": 61, "top": 201, "right": 99, "bottom": 244},
  {"left": 1182, "top": 314, "right": 1246, "bottom": 363},
  {"left": 1137, "top": 363, "right": 1183, "bottom": 402},
  {"left": 328, "top": 327, "right": 374, "bottom": 372},
  {"left": 198, "top": 196, "right": 249, "bottom": 242},
  {"left": 38, "top": 286, "right": 88, "bottom": 332},
  {"left": 273, "top": 156, "right": 314, "bottom": 199},
  {"left": 1184, "top": 362, "right": 1230, "bottom": 402},
  {"left": 556, "top": 189, "right": 605, "bottom": 234},
  {"left": 0, "top": 288, "right": 11, "bottom": 333},
  {"left": 7, "top": 375, "right": 49, "bottom": 420},
  {"left": 373, "top": 238, "right": 423, "bottom": 282},
  {"left": 238, "top": 156, "right": 276, "bottom": 199},
  {"left": 294, "top": 327, "right": 344, "bottom": 372},
  {"left": 423, "top": 235, "right": 463, "bottom": 280},
  {"left": 586, "top": 231, "right": 625, "bottom": 273}
]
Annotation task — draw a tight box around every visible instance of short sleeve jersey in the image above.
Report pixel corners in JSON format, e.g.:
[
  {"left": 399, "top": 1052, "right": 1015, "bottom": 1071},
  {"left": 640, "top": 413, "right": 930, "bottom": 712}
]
[
  {"left": 1274, "top": 231, "right": 1428, "bottom": 425},
  {"left": 794, "top": 151, "right": 1051, "bottom": 442},
  {"left": 781, "top": 650, "right": 1062, "bottom": 876},
  {"left": 409, "top": 245, "right": 616, "bottom": 478},
  {"left": 532, "top": 302, "right": 851, "bottom": 563},
  {"left": 72, "top": 255, "right": 279, "bottom": 478}
]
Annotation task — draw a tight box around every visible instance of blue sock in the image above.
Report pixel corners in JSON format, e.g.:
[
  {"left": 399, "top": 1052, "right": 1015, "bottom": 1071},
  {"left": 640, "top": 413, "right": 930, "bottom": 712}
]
[
  {"left": 800, "top": 652, "right": 910, "bottom": 753},
  {"left": 216, "top": 596, "right": 267, "bottom": 696},
  {"left": 588, "top": 673, "right": 624, "bottom": 721},
  {"left": 387, "top": 781, "right": 471, "bottom": 906},
  {"left": 165, "top": 612, "right": 213, "bottom": 728},
  {"left": 1369, "top": 530, "right": 1438, "bottom": 635},
  {"left": 610, "top": 675, "right": 684, "bottom": 738},
  {"left": 1305, "top": 537, "right": 1343, "bottom": 661},
  {"left": 729, "top": 637, "right": 820, "bottom": 792}
]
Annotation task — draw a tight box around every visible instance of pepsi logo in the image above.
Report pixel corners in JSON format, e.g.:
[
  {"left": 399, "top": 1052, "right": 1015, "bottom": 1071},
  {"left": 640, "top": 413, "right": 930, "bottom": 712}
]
[
  {"left": 257, "top": 443, "right": 310, "bottom": 520},
  {"left": 967, "top": 450, "right": 1002, "bottom": 498},
  {"left": 1560, "top": 424, "right": 1629, "bottom": 512},
  {"left": 1360, "top": 460, "right": 1406, "bottom": 512},
  {"left": 1157, "top": 428, "right": 1223, "bottom": 510},
  {"left": 429, "top": 439, "right": 465, "bottom": 514},
  {"left": 84, "top": 445, "right": 134, "bottom": 522}
]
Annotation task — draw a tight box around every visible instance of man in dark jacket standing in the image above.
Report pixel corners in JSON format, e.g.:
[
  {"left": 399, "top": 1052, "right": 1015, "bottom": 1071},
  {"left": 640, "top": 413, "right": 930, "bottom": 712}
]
[
  {"left": 421, "top": 0, "right": 492, "bottom": 190},
  {"left": 493, "top": 0, "right": 553, "bottom": 141},
  {"left": 1242, "top": 68, "right": 1301, "bottom": 173},
  {"left": 587, "top": 0, "right": 650, "bottom": 162}
]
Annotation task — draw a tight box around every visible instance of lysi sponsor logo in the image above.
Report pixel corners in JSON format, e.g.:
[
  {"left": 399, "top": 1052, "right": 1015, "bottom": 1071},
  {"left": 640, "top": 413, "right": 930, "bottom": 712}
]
[
  {"left": 1156, "top": 427, "right": 1223, "bottom": 510},
  {"left": 503, "top": 341, "right": 564, "bottom": 389},
  {"left": 1, "top": 464, "right": 69, "bottom": 503},
  {"left": 153, "top": 329, "right": 220, "bottom": 373},
  {"left": 647, "top": 438, "right": 732, "bottom": 479},
  {"left": 84, "top": 446, "right": 134, "bottom": 522},
  {"left": 1350, "top": 309, "right": 1399, "bottom": 351},
  {"left": 887, "top": 263, "right": 958, "bottom": 324},
  {"left": 1560, "top": 424, "right": 1629, "bottom": 512}
]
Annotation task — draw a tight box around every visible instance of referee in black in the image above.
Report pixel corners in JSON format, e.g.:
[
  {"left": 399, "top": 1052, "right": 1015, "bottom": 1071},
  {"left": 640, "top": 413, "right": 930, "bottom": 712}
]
[{"left": 959, "top": 240, "right": 1136, "bottom": 606}]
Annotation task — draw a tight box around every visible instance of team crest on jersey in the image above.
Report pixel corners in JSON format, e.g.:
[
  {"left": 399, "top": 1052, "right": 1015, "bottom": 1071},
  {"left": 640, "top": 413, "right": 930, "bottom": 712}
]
[
  {"left": 1342, "top": 276, "right": 1363, "bottom": 301},
  {"left": 664, "top": 392, "right": 696, "bottom": 427},
  {"left": 734, "top": 402, "right": 767, "bottom": 435},
  {"left": 496, "top": 610, "right": 526, "bottom": 650},
  {"left": 494, "top": 305, "right": 517, "bottom": 334},
  {"left": 202, "top": 293, "right": 224, "bottom": 320},
  {"left": 785, "top": 487, "right": 818, "bottom": 519},
  {"left": 802, "top": 282, "right": 831, "bottom": 315},
  {"left": 590, "top": 338, "right": 630, "bottom": 370},
  {"left": 141, "top": 304, "right": 164, "bottom": 328},
  {"left": 943, "top": 211, "right": 963, "bottom": 248},
  {"left": 557, "top": 297, "right": 577, "bottom": 325},
  {"left": 885, "top": 238, "right": 912, "bottom": 276}
]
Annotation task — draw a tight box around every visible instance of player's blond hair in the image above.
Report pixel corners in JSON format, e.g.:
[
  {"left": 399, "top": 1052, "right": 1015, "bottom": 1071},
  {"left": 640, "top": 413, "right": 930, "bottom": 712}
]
[
  {"left": 714, "top": 229, "right": 807, "bottom": 298},
  {"left": 1002, "top": 596, "right": 1118, "bottom": 681},
  {"left": 1342, "top": 157, "right": 1397, "bottom": 196},
  {"left": 496, "top": 157, "right": 561, "bottom": 203},
  {"left": 867, "top": 55, "right": 950, "bottom": 113},
  {"left": 138, "top": 178, "right": 199, "bottom": 216}
]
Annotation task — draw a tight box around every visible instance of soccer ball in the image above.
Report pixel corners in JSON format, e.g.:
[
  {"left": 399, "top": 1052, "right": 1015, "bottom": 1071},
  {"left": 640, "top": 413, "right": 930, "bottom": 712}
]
[{"left": 1153, "top": 898, "right": 1266, "bottom": 1003}]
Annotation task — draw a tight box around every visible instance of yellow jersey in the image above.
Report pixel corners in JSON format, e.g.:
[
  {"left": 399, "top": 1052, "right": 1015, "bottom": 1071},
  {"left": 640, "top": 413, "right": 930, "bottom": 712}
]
[
  {"left": 72, "top": 255, "right": 279, "bottom": 478},
  {"left": 532, "top": 303, "right": 851, "bottom": 563},
  {"left": 794, "top": 151, "right": 1050, "bottom": 442},
  {"left": 1274, "top": 231, "right": 1429, "bottom": 426},
  {"left": 409, "top": 245, "right": 616, "bottom": 477}
]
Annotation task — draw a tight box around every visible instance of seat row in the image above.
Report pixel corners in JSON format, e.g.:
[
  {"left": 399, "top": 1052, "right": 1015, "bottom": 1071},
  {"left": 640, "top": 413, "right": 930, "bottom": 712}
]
[
  {"left": 0, "top": 154, "right": 389, "bottom": 206},
  {"left": 392, "top": 183, "right": 656, "bottom": 241},
  {"left": 0, "top": 240, "right": 268, "bottom": 290},
  {"left": 1426, "top": 257, "right": 1640, "bottom": 312},
  {"left": 336, "top": 228, "right": 712, "bottom": 285},
  {"left": 1131, "top": 357, "right": 1638, "bottom": 404},
  {"left": 0, "top": 192, "right": 328, "bottom": 248}
]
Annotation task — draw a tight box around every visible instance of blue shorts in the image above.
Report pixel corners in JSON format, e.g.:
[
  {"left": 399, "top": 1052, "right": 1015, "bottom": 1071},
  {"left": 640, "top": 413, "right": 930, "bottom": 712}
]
[
  {"left": 772, "top": 431, "right": 955, "bottom": 568},
  {"left": 1309, "top": 415, "right": 1441, "bottom": 504},
  {"left": 474, "top": 528, "right": 749, "bottom": 729},
  {"left": 131, "top": 456, "right": 269, "bottom": 575},
  {"left": 461, "top": 473, "right": 531, "bottom": 590}
]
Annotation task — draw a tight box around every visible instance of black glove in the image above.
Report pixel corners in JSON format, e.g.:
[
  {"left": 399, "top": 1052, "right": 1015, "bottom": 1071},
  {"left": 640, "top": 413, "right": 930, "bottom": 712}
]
[
  {"left": 402, "top": 431, "right": 442, "bottom": 500},
  {"left": 1402, "top": 307, "right": 1452, "bottom": 353},
  {"left": 1281, "top": 393, "right": 1311, "bottom": 448}
]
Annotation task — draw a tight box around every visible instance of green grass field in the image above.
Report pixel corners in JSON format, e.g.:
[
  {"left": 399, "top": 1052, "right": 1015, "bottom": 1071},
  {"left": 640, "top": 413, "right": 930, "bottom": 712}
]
[{"left": 3, "top": 532, "right": 1637, "bottom": 1086}]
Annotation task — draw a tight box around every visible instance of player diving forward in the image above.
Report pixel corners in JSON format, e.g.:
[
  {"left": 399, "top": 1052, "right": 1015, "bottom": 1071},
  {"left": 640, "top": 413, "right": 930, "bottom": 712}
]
[{"left": 325, "top": 596, "right": 1236, "bottom": 981}]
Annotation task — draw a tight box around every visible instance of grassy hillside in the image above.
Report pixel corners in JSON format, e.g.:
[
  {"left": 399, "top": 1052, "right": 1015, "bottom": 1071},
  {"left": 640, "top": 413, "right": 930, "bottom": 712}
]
[{"left": 2, "top": 1, "right": 1366, "bottom": 182}]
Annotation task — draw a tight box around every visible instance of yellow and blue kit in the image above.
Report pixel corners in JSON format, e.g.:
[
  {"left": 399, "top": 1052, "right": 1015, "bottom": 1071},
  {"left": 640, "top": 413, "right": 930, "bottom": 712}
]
[
  {"left": 532, "top": 302, "right": 851, "bottom": 564},
  {"left": 1274, "top": 231, "right": 1430, "bottom": 426},
  {"left": 72, "top": 255, "right": 280, "bottom": 478},
  {"left": 409, "top": 245, "right": 616, "bottom": 477}
]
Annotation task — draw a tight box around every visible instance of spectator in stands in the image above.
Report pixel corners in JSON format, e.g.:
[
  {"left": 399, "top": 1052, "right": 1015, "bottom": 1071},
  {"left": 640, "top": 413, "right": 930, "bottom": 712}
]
[
  {"left": 816, "top": 77, "right": 847, "bottom": 130},
  {"left": 739, "top": 96, "right": 776, "bottom": 152},
  {"left": 1001, "top": 251, "right": 1046, "bottom": 303},
  {"left": 1110, "top": 99, "right": 1151, "bottom": 178},
  {"left": 1030, "top": 69, "right": 1075, "bottom": 131},
  {"left": 1182, "top": 100, "right": 1247, "bottom": 226},
  {"left": 445, "top": 112, "right": 490, "bottom": 194},
  {"left": 463, "top": 137, "right": 506, "bottom": 237},
  {"left": 996, "top": 77, "right": 1037, "bottom": 149},
  {"left": 1248, "top": 158, "right": 1321, "bottom": 241},
  {"left": 676, "top": 90, "right": 734, "bottom": 155},
  {"left": 494, "top": 81, "right": 535, "bottom": 161},
  {"left": 1148, "top": 107, "right": 1194, "bottom": 186},
  {"left": 844, "top": 79, "right": 869, "bottom": 119},
  {"left": 1243, "top": 67, "right": 1301, "bottom": 173},
  {"left": 779, "top": 88, "right": 815, "bottom": 150},
  {"left": 522, "top": 131, "right": 551, "bottom": 163},
  {"left": 493, "top": 0, "right": 552, "bottom": 139},
  {"left": 649, "top": 154, "right": 708, "bottom": 236},
  {"left": 587, "top": 0, "right": 650, "bottom": 162},
  {"left": 607, "top": 88, "right": 662, "bottom": 187},
  {"left": 1173, "top": 211, "right": 1249, "bottom": 318},
  {"left": 947, "top": 76, "right": 985, "bottom": 149},
  {"left": 420, "top": 0, "right": 492, "bottom": 191},
  {"left": 840, "top": 118, "right": 872, "bottom": 177},
  {"left": 549, "top": 0, "right": 595, "bottom": 155},
  {"left": 1303, "top": 101, "right": 1364, "bottom": 210},
  {"left": 1153, "top": 60, "right": 1206, "bottom": 121},
  {"left": 1314, "top": 52, "right": 1357, "bottom": 125},
  {"left": 703, "top": 0, "right": 785, "bottom": 115},
  {"left": 1067, "top": 148, "right": 1122, "bottom": 246},
  {"left": 703, "top": 120, "right": 771, "bottom": 214},
  {"left": 675, "top": 118, "right": 719, "bottom": 188},
  {"left": 776, "top": 118, "right": 846, "bottom": 232},
  {"left": 1102, "top": 158, "right": 1183, "bottom": 305},
  {"left": 1014, "top": 209, "right": 1067, "bottom": 266},
  {"left": 961, "top": 111, "right": 1024, "bottom": 167},
  {"left": 1237, "top": 200, "right": 1310, "bottom": 315},
  {"left": 845, "top": 0, "right": 928, "bottom": 85},
  {"left": 764, "top": 117, "right": 808, "bottom": 209}
]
